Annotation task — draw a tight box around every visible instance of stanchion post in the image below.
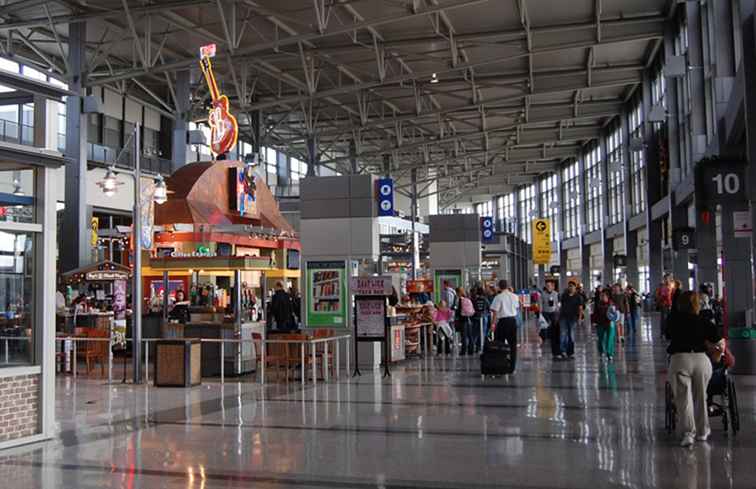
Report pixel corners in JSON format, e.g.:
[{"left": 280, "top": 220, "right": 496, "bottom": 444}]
[
  {"left": 4, "top": 339, "right": 7, "bottom": 364},
  {"left": 220, "top": 341, "right": 225, "bottom": 384},
  {"left": 72, "top": 340, "right": 77, "bottom": 379},
  {"left": 144, "top": 341, "right": 149, "bottom": 385},
  {"left": 335, "top": 338, "right": 340, "bottom": 380},
  {"left": 108, "top": 337, "right": 113, "bottom": 385},
  {"left": 311, "top": 341, "right": 317, "bottom": 384},
  {"left": 300, "top": 342, "right": 305, "bottom": 387},
  {"left": 324, "top": 342, "right": 329, "bottom": 381},
  {"left": 260, "top": 339, "right": 265, "bottom": 385}
]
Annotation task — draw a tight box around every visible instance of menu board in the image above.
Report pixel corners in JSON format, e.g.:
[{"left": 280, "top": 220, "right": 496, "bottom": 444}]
[
  {"left": 306, "top": 260, "right": 347, "bottom": 327},
  {"left": 355, "top": 298, "right": 386, "bottom": 338}
]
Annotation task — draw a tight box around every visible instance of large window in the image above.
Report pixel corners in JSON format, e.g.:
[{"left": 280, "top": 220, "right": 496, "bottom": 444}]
[
  {"left": 518, "top": 184, "right": 536, "bottom": 243},
  {"left": 498, "top": 193, "right": 515, "bottom": 233},
  {"left": 606, "top": 123, "right": 624, "bottom": 225},
  {"left": 291, "top": 157, "right": 307, "bottom": 182},
  {"left": 584, "top": 143, "right": 603, "bottom": 233},
  {"left": 540, "top": 173, "right": 559, "bottom": 240},
  {"left": 0, "top": 168, "right": 39, "bottom": 368},
  {"left": 628, "top": 100, "right": 646, "bottom": 215},
  {"left": 474, "top": 201, "right": 493, "bottom": 217},
  {"left": 562, "top": 160, "right": 580, "bottom": 238}
]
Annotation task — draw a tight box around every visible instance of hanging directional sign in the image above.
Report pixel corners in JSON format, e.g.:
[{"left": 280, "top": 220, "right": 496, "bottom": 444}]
[
  {"left": 531, "top": 218, "right": 551, "bottom": 265},
  {"left": 480, "top": 216, "right": 495, "bottom": 243},
  {"left": 376, "top": 178, "right": 394, "bottom": 216},
  {"left": 696, "top": 159, "right": 747, "bottom": 207}
]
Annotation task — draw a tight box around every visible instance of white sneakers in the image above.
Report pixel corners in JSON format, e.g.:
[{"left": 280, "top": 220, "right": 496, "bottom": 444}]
[
  {"left": 696, "top": 430, "right": 711, "bottom": 442},
  {"left": 680, "top": 435, "right": 695, "bottom": 447}
]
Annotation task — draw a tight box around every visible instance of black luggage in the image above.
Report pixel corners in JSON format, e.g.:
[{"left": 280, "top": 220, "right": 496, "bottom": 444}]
[{"left": 480, "top": 339, "right": 513, "bottom": 375}]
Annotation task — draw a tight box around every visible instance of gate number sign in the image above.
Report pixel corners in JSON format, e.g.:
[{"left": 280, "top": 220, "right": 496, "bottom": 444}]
[{"left": 696, "top": 160, "right": 747, "bottom": 206}]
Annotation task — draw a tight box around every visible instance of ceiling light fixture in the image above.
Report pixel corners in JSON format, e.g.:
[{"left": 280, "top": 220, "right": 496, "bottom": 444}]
[{"left": 430, "top": 73, "right": 439, "bottom": 84}]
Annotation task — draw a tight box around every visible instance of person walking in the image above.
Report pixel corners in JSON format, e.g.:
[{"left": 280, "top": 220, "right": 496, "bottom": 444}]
[
  {"left": 473, "top": 286, "right": 491, "bottom": 352},
  {"left": 489, "top": 279, "right": 521, "bottom": 371},
  {"left": 592, "top": 290, "right": 616, "bottom": 361},
  {"left": 611, "top": 283, "right": 629, "bottom": 345},
  {"left": 270, "top": 281, "right": 295, "bottom": 331},
  {"left": 625, "top": 285, "right": 641, "bottom": 339},
  {"left": 541, "top": 281, "right": 560, "bottom": 356},
  {"left": 458, "top": 287, "right": 476, "bottom": 355},
  {"left": 558, "top": 282, "right": 584, "bottom": 360},
  {"left": 667, "top": 291, "right": 723, "bottom": 446}
]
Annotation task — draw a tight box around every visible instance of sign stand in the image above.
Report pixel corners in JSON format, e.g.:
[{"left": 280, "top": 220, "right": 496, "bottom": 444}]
[{"left": 352, "top": 294, "right": 391, "bottom": 378}]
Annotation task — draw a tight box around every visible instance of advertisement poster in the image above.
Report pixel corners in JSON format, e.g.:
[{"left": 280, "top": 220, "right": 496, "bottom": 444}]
[
  {"left": 140, "top": 179, "right": 155, "bottom": 250},
  {"left": 306, "top": 261, "right": 347, "bottom": 327},
  {"left": 433, "top": 269, "right": 462, "bottom": 304},
  {"left": 355, "top": 298, "right": 386, "bottom": 337},
  {"left": 112, "top": 279, "right": 127, "bottom": 348}
]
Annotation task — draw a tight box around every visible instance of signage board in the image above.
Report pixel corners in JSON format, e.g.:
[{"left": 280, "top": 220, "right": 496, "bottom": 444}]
[
  {"left": 85, "top": 270, "right": 130, "bottom": 281},
  {"left": 229, "top": 167, "right": 258, "bottom": 218},
  {"left": 376, "top": 178, "right": 394, "bottom": 216},
  {"left": 406, "top": 279, "right": 433, "bottom": 294},
  {"left": 355, "top": 298, "right": 386, "bottom": 338},
  {"left": 673, "top": 227, "right": 696, "bottom": 250},
  {"left": 480, "top": 216, "right": 495, "bottom": 243},
  {"left": 349, "top": 276, "right": 392, "bottom": 296},
  {"left": 696, "top": 160, "right": 748, "bottom": 207},
  {"left": 306, "top": 260, "right": 347, "bottom": 327},
  {"left": 734, "top": 210, "right": 752, "bottom": 239},
  {"left": 199, "top": 43, "right": 217, "bottom": 58},
  {"left": 549, "top": 265, "right": 561, "bottom": 275},
  {"left": 613, "top": 254, "right": 627, "bottom": 267},
  {"left": 140, "top": 180, "right": 155, "bottom": 250},
  {"left": 531, "top": 218, "right": 551, "bottom": 265},
  {"left": 90, "top": 217, "right": 99, "bottom": 247}
]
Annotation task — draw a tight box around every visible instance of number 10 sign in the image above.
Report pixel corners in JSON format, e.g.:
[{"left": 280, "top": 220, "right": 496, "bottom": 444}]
[{"left": 696, "top": 160, "right": 747, "bottom": 207}]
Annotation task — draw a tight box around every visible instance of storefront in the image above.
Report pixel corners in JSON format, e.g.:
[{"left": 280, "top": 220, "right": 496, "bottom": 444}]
[
  {"left": 0, "top": 143, "right": 60, "bottom": 449},
  {"left": 146, "top": 160, "right": 300, "bottom": 376}
]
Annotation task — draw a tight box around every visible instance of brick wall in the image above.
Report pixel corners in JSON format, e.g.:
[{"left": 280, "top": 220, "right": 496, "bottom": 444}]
[{"left": 0, "top": 374, "right": 39, "bottom": 443}]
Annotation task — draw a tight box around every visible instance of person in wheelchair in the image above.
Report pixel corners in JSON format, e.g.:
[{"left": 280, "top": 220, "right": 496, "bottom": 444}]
[
  {"left": 706, "top": 339, "right": 735, "bottom": 414},
  {"left": 666, "top": 291, "right": 723, "bottom": 447}
]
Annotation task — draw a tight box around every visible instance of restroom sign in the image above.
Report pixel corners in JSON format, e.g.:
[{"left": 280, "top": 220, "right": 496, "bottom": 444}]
[{"left": 376, "top": 178, "right": 394, "bottom": 216}]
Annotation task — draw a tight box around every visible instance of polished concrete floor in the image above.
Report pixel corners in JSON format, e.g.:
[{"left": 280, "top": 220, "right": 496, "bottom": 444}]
[{"left": 1, "top": 315, "right": 754, "bottom": 488}]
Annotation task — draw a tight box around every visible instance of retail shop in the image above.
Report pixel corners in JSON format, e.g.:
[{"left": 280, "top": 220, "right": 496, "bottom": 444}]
[{"left": 0, "top": 143, "right": 60, "bottom": 448}]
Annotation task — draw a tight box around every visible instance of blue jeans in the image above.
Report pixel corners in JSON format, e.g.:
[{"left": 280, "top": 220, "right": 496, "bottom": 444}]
[
  {"left": 626, "top": 310, "right": 639, "bottom": 336},
  {"left": 461, "top": 317, "right": 477, "bottom": 354},
  {"left": 559, "top": 317, "right": 577, "bottom": 356}
]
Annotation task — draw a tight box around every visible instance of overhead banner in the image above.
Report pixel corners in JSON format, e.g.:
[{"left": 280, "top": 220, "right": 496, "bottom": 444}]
[
  {"left": 531, "top": 218, "right": 551, "bottom": 265},
  {"left": 376, "top": 178, "right": 394, "bottom": 216},
  {"left": 480, "top": 216, "right": 495, "bottom": 243},
  {"left": 305, "top": 260, "right": 347, "bottom": 327}
]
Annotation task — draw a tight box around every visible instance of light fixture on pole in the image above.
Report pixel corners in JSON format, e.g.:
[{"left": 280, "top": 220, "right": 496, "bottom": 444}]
[
  {"left": 100, "top": 167, "right": 119, "bottom": 197},
  {"left": 153, "top": 175, "right": 168, "bottom": 205}
]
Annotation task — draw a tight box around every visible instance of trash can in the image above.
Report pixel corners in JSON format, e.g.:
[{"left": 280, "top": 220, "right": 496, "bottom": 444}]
[
  {"left": 154, "top": 340, "right": 202, "bottom": 387},
  {"left": 728, "top": 327, "right": 756, "bottom": 375}
]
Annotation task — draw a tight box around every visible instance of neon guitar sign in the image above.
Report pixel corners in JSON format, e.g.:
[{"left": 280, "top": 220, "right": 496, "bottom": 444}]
[{"left": 199, "top": 45, "right": 238, "bottom": 157}]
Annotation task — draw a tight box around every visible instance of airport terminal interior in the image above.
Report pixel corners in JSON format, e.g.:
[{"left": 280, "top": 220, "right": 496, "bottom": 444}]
[{"left": 0, "top": 0, "right": 756, "bottom": 487}]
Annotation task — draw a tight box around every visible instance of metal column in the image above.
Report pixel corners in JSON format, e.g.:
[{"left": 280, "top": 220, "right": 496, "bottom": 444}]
[
  {"left": 410, "top": 168, "right": 419, "bottom": 279},
  {"left": 306, "top": 135, "right": 318, "bottom": 177},
  {"left": 61, "top": 21, "right": 89, "bottom": 273},
  {"left": 171, "top": 70, "right": 190, "bottom": 171}
]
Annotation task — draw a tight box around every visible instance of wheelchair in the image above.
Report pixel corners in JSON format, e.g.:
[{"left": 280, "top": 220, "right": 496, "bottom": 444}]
[{"left": 665, "top": 365, "right": 740, "bottom": 435}]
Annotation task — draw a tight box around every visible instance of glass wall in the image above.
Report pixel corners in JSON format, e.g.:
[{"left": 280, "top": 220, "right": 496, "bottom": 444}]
[
  {"left": 540, "top": 173, "right": 559, "bottom": 240},
  {"left": 517, "top": 184, "right": 536, "bottom": 243},
  {"left": 628, "top": 99, "right": 646, "bottom": 215},
  {"left": 497, "top": 193, "right": 515, "bottom": 233},
  {"left": 584, "top": 143, "right": 603, "bottom": 233},
  {"left": 606, "top": 123, "right": 624, "bottom": 225},
  {"left": 562, "top": 160, "right": 580, "bottom": 238},
  {"left": 474, "top": 200, "right": 493, "bottom": 217}
]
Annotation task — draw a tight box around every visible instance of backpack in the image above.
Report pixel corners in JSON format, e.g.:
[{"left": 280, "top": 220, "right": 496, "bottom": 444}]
[{"left": 461, "top": 297, "right": 475, "bottom": 317}]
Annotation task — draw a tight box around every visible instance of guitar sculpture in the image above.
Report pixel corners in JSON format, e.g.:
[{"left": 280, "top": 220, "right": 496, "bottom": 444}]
[{"left": 199, "top": 54, "right": 238, "bottom": 157}]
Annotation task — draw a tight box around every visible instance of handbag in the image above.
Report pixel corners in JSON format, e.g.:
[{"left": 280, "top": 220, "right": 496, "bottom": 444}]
[{"left": 537, "top": 313, "right": 549, "bottom": 331}]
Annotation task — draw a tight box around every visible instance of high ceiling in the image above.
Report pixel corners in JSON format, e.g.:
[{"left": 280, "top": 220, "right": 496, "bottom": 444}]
[{"left": 0, "top": 0, "right": 669, "bottom": 206}]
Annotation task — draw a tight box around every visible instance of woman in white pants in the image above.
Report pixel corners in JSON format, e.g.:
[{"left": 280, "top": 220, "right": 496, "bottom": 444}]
[{"left": 666, "top": 291, "right": 722, "bottom": 447}]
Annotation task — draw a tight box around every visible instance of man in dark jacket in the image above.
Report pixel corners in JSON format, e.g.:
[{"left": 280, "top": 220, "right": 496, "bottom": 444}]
[{"left": 271, "top": 281, "right": 295, "bottom": 331}]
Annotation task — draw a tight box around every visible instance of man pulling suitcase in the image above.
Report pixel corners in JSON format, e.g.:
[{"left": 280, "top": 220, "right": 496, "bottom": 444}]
[{"left": 487, "top": 279, "right": 520, "bottom": 374}]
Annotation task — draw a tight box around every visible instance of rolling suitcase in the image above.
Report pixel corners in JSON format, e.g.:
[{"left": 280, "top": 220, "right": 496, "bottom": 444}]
[{"left": 480, "top": 339, "right": 513, "bottom": 376}]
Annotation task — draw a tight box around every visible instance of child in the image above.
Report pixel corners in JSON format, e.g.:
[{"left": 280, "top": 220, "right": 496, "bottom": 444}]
[
  {"left": 433, "top": 300, "right": 454, "bottom": 355},
  {"left": 592, "top": 291, "right": 616, "bottom": 361}
]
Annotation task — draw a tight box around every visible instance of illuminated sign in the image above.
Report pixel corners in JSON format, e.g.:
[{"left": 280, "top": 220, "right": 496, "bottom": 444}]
[
  {"left": 229, "top": 166, "right": 258, "bottom": 218},
  {"left": 199, "top": 50, "right": 238, "bottom": 157},
  {"left": 85, "top": 270, "right": 130, "bottom": 281}
]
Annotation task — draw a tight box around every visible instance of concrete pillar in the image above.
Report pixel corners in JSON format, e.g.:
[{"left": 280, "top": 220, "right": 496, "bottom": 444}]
[
  {"left": 171, "top": 70, "right": 190, "bottom": 170},
  {"left": 626, "top": 230, "right": 639, "bottom": 289},
  {"left": 695, "top": 208, "right": 717, "bottom": 288},
  {"left": 671, "top": 204, "right": 690, "bottom": 287},
  {"left": 603, "top": 238, "right": 615, "bottom": 285},
  {"left": 277, "top": 151, "right": 290, "bottom": 188},
  {"left": 738, "top": 1, "right": 756, "bottom": 315},
  {"left": 641, "top": 65, "right": 664, "bottom": 291},
  {"left": 61, "top": 21, "right": 89, "bottom": 273},
  {"left": 349, "top": 138, "right": 358, "bottom": 174},
  {"left": 721, "top": 205, "right": 753, "bottom": 326},
  {"left": 580, "top": 237, "right": 590, "bottom": 288},
  {"left": 306, "top": 134, "right": 318, "bottom": 176}
]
